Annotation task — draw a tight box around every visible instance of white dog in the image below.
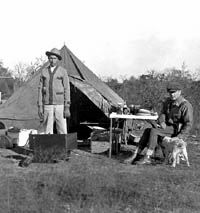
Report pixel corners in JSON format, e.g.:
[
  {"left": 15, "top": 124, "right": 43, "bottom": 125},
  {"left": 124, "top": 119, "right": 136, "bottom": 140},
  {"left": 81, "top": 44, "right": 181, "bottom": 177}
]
[{"left": 162, "top": 136, "right": 190, "bottom": 167}]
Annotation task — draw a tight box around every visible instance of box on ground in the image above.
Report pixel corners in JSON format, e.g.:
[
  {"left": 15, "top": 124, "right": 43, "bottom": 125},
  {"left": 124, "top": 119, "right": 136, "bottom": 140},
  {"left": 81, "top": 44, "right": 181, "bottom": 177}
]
[
  {"left": 91, "top": 130, "right": 121, "bottom": 154},
  {"left": 29, "top": 133, "right": 77, "bottom": 162}
]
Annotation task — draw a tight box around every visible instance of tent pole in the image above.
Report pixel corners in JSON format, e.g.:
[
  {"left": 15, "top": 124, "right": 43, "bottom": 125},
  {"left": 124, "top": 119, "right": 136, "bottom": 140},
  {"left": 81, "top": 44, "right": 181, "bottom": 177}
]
[{"left": 109, "top": 118, "right": 113, "bottom": 158}]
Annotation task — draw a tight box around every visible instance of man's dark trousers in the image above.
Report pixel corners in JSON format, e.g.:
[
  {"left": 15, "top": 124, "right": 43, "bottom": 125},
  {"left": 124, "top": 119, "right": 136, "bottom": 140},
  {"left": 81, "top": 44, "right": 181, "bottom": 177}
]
[{"left": 138, "top": 125, "right": 175, "bottom": 157}]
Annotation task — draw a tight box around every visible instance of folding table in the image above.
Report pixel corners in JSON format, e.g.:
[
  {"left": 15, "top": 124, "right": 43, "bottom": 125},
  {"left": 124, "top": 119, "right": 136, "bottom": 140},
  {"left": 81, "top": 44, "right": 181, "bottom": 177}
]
[{"left": 109, "top": 112, "right": 158, "bottom": 158}]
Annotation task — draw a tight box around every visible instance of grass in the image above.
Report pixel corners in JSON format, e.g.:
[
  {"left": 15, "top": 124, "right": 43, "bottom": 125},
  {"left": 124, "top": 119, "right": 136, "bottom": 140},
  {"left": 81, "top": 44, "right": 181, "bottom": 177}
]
[{"left": 0, "top": 138, "right": 200, "bottom": 212}]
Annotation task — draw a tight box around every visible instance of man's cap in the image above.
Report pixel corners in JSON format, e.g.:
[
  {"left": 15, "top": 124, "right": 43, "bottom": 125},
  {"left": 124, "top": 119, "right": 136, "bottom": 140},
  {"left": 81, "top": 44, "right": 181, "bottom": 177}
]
[
  {"left": 46, "top": 48, "right": 62, "bottom": 60},
  {"left": 167, "top": 82, "right": 182, "bottom": 92}
]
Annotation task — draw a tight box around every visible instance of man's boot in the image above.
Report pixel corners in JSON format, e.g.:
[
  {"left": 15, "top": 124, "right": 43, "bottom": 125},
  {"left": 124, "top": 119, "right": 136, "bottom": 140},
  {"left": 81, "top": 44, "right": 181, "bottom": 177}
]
[
  {"left": 124, "top": 147, "right": 141, "bottom": 164},
  {"left": 136, "top": 149, "right": 153, "bottom": 165}
]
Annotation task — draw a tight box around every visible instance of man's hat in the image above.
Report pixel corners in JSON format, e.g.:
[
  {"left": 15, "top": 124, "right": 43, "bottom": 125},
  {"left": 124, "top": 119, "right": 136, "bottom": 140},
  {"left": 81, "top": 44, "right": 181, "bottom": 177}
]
[
  {"left": 167, "top": 82, "right": 182, "bottom": 92},
  {"left": 46, "top": 48, "right": 62, "bottom": 60}
]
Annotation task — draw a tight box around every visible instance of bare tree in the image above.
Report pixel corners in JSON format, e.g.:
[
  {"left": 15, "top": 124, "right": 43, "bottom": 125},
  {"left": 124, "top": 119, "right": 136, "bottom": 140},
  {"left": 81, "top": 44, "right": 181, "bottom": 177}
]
[{"left": 10, "top": 56, "right": 46, "bottom": 87}]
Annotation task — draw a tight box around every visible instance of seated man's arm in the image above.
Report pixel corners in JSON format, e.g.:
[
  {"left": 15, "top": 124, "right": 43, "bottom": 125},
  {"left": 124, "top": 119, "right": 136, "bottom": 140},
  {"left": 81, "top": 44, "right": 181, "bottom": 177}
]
[{"left": 177, "top": 102, "right": 193, "bottom": 140}]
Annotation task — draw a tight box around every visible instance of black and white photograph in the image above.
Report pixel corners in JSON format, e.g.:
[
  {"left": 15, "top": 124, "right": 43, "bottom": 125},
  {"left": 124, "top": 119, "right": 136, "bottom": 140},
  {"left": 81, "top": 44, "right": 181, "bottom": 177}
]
[{"left": 0, "top": 0, "right": 199, "bottom": 212}]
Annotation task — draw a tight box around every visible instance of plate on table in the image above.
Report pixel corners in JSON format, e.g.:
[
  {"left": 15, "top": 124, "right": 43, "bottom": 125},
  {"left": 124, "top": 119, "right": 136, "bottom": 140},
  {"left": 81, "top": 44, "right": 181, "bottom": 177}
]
[
  {"left": 138, "top": 109, "right": 151, "bottom": 114},
  {"left": 135, "top": 113, "right": 152, "bottom": 116}
]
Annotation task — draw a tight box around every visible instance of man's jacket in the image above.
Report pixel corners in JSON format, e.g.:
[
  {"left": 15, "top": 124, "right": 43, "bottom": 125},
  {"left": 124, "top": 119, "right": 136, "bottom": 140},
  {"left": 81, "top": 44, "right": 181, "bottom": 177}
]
[
  {"left": 158, "top": 96, "right": 193, "bottom": 139},
  {"left": 38, "top": 65, "right": 70, "bottom": 107}
]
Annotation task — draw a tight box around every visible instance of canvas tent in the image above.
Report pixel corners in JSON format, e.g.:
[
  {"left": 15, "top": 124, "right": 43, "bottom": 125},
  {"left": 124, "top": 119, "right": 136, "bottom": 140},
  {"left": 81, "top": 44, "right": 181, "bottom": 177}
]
[{"left": 0, "top": 45, "right": 124, "bottom": 136}]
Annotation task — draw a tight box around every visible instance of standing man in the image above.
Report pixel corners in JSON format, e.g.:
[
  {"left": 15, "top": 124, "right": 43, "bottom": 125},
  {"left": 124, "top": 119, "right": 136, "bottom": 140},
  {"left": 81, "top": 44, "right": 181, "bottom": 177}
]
[
  {"left": 125, "top": 82, "right": 193, "bottom": 165},
  {"left": 38, "top": 48, "right": 71, "bottom": 134}
]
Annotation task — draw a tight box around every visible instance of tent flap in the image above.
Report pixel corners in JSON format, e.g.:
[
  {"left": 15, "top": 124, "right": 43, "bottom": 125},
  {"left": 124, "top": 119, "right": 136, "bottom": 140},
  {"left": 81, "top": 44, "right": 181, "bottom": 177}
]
[{"left": 71, "top": 78, "right": 110, "bottom": 115}]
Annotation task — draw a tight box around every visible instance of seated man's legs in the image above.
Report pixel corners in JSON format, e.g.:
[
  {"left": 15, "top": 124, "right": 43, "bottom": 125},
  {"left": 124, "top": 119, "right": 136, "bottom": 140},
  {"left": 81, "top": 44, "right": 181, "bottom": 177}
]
[
  {"left": 136, "top": 126, "right": 174, "bottom": 164},
  {"left": 138, "top": 128, "right": 152, "bottom": 153},
  {"left": 124, "top": 128, "right": 151, "bottom": 163},
  {"left": 124, "top": 126, "right": 174, "bottom": 164}
]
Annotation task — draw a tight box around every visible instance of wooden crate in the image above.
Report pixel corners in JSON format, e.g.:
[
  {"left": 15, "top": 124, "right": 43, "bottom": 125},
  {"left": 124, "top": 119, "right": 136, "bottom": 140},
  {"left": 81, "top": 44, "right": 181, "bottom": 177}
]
[
  {"left": 29, "top": 133, "right": 77, "bottom": 162},
  {"left": 91, "top": 141, "right": 110, "bottom": 154},
  {"left": 91, "top": 130, "right": 121, "bottom": 154}
]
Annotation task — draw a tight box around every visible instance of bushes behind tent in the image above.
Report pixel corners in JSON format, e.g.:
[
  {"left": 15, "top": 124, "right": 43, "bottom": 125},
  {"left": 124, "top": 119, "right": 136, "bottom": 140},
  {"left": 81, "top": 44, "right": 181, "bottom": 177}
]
[{"left": 105, "top": 69, "right": 200, "bottom": 136}]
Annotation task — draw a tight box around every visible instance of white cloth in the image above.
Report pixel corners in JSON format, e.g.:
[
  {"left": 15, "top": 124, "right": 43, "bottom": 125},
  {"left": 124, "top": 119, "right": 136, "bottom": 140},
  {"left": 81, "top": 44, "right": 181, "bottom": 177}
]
[
  {"left": 43, "top": 105, "right": 67, "bottom": 134},
  {"left": 18, "top": 129, "right": 37, "bottom": 146}
]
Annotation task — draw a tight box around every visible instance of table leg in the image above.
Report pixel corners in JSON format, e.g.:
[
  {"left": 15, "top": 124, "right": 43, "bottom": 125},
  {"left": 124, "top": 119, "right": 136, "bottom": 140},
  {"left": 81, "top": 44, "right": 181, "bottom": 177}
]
[{"left": 109, "top": 118, "right": 113, "bottom": 158}]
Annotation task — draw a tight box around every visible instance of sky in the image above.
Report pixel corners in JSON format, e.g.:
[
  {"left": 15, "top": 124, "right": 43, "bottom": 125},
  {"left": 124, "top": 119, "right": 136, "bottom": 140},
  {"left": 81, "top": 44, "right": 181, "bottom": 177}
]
[{"left": 1, "top": 0, "right": 200, "bottom": 79}]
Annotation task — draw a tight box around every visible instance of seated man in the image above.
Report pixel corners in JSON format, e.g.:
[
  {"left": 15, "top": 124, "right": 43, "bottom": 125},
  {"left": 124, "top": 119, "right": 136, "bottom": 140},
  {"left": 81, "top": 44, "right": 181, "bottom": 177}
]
[{"left": 125, "top": 82, "right": 193, "bottom": 165}]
